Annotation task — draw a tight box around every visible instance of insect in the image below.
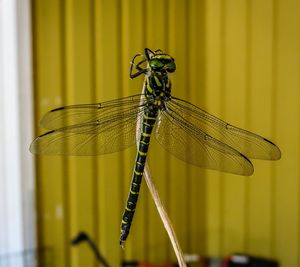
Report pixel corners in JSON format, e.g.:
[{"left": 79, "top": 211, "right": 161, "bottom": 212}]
[{"left": 30, "top": 48, "right": 281, "bottom": 246}]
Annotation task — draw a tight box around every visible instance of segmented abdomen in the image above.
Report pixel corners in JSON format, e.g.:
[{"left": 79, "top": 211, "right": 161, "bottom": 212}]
[{"left": 120, "top": 109, "right": 157, "bottom": 246}]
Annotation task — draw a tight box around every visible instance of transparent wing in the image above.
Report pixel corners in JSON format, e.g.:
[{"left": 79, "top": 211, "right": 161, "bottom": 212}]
[
  {"left": 40, "top": 94, "right": 144, "bottom": 130},
  {"left": 167, "top": 97, "right": 281, "bottom": 160},
  {"left": 155, "top": 109, "right": 254, "bottom": 176},
  {"left": 30, "top": 96, "right": 146, "bottom": 155}
]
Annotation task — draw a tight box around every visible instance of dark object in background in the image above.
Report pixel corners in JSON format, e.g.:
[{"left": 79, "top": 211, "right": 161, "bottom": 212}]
[
  {"left": 71, "top": 231, "right": 110, "bottom": 267},
  {"left": 122, "top": 260, "right": 176, "bottom": 266},
  {"left": 72, "top": 232, "right": 179, "bottom": 267},
  {"left": 71, "top": 233, "right": 279, "bottom": 267},
  {"left": 121, "top": 260, "right": 141, "bottom": 266},
  {"left": 221, "top": 253, "right": 279, "bottom": 267}
]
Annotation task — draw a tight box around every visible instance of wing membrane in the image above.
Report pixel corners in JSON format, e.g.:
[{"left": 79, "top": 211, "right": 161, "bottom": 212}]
[
  {"left": 30, "top": 96, "right": 146, "bottom": 155},
  {"left": 167, "top": 97, "right": 281, "bottom": 160},
  {"left": 40, "top": 94, "right": 144, "bottom": 130},
  {"left": 155, "top": 109, "right": 254, "bottom": 175}
]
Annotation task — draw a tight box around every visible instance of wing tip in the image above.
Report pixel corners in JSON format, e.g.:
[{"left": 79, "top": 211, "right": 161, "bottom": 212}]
[
  {"left": 29, "top": 139, "right": 39, "bottom": 154},
  {"left": 29, "top": 131, "right": 56, "bottom": 155},
  {"left": 262, "top": 137, "right": 281, "bottom": 160},
  {"left": 239, "top": 152, "right": 254, "bottom": 176}
]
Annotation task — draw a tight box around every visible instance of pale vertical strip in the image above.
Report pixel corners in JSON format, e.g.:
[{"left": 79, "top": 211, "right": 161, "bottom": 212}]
[
  {"left": 16, "top": 0, "right": 36, "bottom": 260},
  {"left": 0, "top": 0, "right": 35, "bottom": 265},
  {"left": 0, "top": 9, "right": 5, "bottom": 252},
  {"left": 246, "top": 0, "right": 274, "bottom": 256},
  {"left": 205, "top": 0, "right": 223, "bottom": 256},
  {"left": 274, "top": 0, "right": 300, "bottom": 266},
  {"left": 0, "top": 0, "right": 24, "bottom": 266},
  {"left": 0, "top": 0, "right": 24, "bottom": 260},
  {"left": 168, "top": 0, "right": 189, "bottom": 260},
  {"left": 0, "top": 25, "right": 6, "bottom": 255},
  {"left": 144, "top": 0, "right": 171, "bottom": 263},
  {"left": 0, "top": 64, "right": 6, "bottom": 262},
  {"left": 222, "top": 0, "right": 248, "bottom": 254}
]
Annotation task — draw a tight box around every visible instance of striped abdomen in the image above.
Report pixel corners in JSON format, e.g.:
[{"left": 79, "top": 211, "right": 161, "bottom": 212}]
[{"left": 120, "top": 109, "right": 157, "bottom": 245}]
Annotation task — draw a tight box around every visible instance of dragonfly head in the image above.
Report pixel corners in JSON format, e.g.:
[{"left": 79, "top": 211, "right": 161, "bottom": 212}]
[{"left": 148, "top": 54, "right": 176, "bottom": 73}]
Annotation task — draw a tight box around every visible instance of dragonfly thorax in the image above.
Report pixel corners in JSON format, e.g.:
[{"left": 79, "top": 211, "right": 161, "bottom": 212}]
[
  {"left": 145, "top": 72, "right": 171, "bottom": 110},
  {"left": 145, "top": 94, "right": 168, "bottom": 112}
]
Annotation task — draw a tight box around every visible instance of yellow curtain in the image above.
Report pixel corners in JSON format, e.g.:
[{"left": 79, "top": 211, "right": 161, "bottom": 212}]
[{"left": 32, "top": 0, "right": 299, "bottom": 266}]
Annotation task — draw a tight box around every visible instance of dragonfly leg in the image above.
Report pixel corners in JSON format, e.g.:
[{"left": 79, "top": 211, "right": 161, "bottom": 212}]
[
  {"left": 144, "top": 48, "right": 156, "bottom": 60},
  {"left": 130, "top": 54, "right": 147, "bottom": 79}
]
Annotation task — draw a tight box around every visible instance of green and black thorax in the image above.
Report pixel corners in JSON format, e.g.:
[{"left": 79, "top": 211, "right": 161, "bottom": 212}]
[{"left": 130, "top": 48, "right": 176, "bottom": 113}]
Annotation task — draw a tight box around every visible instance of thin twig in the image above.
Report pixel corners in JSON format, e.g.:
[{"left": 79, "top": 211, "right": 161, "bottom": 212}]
[{"left": 143, "top": 163, "right": 187, "bottom": 267}]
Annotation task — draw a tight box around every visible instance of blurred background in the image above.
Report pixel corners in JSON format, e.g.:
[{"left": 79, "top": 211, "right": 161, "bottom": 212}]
[{"left": 0, "top": 0, "right": 299, "bottom": 266}]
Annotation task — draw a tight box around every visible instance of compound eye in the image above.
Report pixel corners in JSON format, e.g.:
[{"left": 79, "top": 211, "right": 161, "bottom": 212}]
[
  {"left": 166, "top": 62, "right": 176, "bottom": 73},
  {"left": 149, "top": 59, "right": 164, "bottom": 70}
]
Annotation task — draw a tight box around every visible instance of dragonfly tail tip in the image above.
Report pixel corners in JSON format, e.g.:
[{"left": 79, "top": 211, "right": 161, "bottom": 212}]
[{"left": 120, "top": 240, "right": 126, "bottom": 249}]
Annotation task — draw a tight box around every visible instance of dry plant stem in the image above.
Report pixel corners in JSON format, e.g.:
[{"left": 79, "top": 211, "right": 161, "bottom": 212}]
[
  {"left": 134, "top": 76, "right": 186, "bottom": 267},
  {"left": 143, "top": 163, "right": 187, "bottom": 267}
]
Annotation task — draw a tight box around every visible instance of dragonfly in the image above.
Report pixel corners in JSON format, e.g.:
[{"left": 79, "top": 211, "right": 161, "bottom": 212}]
[{"left": 30, "top": 48, "right": 281, "bottom": 247}]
